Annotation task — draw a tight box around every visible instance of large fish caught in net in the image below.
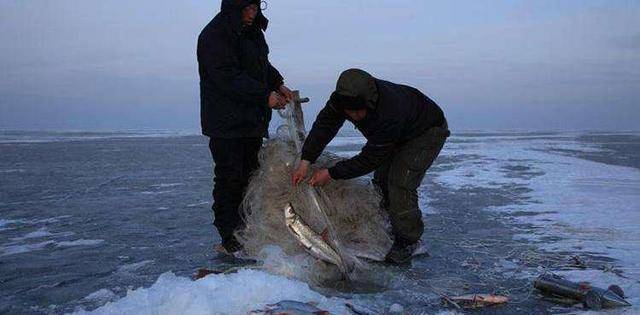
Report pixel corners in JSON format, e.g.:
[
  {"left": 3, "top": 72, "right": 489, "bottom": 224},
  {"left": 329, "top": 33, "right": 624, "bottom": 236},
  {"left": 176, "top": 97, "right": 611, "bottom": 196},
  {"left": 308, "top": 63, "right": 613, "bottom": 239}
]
[{"left": 236, "top": 92, "right": 393, "bottom": 283}]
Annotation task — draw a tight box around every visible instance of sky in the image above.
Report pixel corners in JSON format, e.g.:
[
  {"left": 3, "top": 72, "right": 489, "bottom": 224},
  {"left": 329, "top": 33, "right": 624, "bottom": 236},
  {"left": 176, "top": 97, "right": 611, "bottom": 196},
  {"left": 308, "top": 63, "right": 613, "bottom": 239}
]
[{"left": 0, "top": 0, "right": 639, "bottom": 132}]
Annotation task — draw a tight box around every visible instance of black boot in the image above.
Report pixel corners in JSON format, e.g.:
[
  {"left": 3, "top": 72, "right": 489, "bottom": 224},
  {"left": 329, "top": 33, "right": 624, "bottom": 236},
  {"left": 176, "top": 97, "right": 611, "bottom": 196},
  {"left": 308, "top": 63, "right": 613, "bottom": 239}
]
[
  {"left": 221, "top": 236, "right": 243, "bottom": 254},
  {"left": 385, "top": 240, "right": 419, "bottom": 265}
]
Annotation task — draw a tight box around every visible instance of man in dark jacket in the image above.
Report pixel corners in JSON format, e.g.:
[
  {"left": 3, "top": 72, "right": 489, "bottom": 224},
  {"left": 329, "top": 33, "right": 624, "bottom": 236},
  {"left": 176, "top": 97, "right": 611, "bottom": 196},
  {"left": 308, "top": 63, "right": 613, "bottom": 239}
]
[
  {"left": 198, "top": 0, "right": 293, "bottom": 254},
  {"left": 292, "top": 69, "right": 450, "bottom": 264}
]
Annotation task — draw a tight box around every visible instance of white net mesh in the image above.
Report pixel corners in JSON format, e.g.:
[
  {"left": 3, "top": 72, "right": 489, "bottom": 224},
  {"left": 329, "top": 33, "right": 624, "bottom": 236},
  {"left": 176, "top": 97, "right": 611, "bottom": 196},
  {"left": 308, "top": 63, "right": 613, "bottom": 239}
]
[{"left": 236, "top": 100, "right": 393, "bottom": 283}]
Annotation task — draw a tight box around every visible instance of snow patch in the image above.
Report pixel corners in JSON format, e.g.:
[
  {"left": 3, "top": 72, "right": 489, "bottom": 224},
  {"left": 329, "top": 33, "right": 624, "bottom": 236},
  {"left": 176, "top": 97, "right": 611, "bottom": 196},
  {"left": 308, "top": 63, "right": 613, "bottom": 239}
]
[{"left": 72, "top": 269, "right": 350, "bottom": 315}]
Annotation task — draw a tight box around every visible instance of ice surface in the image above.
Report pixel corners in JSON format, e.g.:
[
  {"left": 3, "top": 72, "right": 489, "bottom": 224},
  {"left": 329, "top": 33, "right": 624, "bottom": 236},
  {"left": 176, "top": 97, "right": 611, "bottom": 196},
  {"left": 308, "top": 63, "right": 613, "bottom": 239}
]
[
  {"left": 0, "top": 215, "right": 87, "bottom": 258},
  {"left": 0, "top": 218, "right": 20, "bottom": 229},
  {"left": 117, "top": 260, "right": 155, "bottom": 273},
  {"left": 186, "top": 201, "right": 209, "bottom": 207},
  {"left": 333, "top": 150, "right": 362, "bottom": 158},
  {"left": 151, "top": 183, "right": 185, "bottom": 188},
  {"left": 327, "top": 136, "right": 366, "bottom": 147},
  {"left": 2, "top": 238, "right": 106, "bottom": 257},
  {"left": 81, "top": 289, "right": 118, "bottom": 305},
  {"left": 56, "top": 239, "right": 105, "bottom": 247},
  {"left": 436, "top": 134, "right": 640, "bottom": 313},
  {"left": 389, "top": 303, "right": 404, "bottom": 313},
  {"left": 0, "top": 131, "right": 195, "bottom": 144},
  {"left": 0, "top": 169, "right": 25, "bottom": 173},
  {"left": 0, "top": 240, "right": 55, "bottom": 257},
  {"left": 31, "top": 215, "right": 73, "bottom": 224},
  {"left": 140, "top": 190, "right": 175, "bottom": 195},
  {"left": 72, "top": 269, "right": 350, "bottom": 315},
  {"left": 11, "top": 227, "right": 53, "bottom": 240},
  {"left": 4, "top": 131, "right": 638, "bottom": 314}
]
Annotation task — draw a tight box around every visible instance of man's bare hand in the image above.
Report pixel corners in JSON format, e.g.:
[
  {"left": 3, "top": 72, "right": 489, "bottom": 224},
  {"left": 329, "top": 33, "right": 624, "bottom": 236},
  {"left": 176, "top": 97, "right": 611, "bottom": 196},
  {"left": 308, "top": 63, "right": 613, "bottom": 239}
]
[
  {"left": 279, "top": 85, "right": 294, "bottom": 103},
  {"left": 309, "top": 168, "right": 332, "bottom": 187},
  {"left": 268, "top": 91, "right": 286, "bottom": 109},
  {"left": 292, "top": 160, "right": 310, "bottom": 186}
]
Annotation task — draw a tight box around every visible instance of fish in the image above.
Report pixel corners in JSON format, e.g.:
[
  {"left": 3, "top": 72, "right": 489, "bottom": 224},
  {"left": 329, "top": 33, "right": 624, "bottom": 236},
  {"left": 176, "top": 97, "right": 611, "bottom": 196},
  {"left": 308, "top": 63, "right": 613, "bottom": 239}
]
[
  {"left": 250, "top": 309, "right": 329, "bottom": 315},
  {"left": 250, "top": 300, "right": 330, "bottom": 315},
  {"left": 284, "top": 203, "right": 346, "bottom": 270},
  {"left": 267, "top": 301, "right": 322, "bottom": 312},
  {"left": 444, "top": 294, "right": 508, "bottom": 309},
  {"left": 533, "top": 274, "right": 632, "bottom": 309}
]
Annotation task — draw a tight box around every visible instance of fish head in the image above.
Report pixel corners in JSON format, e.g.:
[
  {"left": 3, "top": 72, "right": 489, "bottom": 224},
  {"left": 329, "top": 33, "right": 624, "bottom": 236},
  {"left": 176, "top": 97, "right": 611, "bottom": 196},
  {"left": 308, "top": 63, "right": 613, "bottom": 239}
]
[
  {"left": 600, "top": 289, "right": 632, "bottom": 308},
  {"left": 284, "top": 203, "right": 296, "bottom": 220}
]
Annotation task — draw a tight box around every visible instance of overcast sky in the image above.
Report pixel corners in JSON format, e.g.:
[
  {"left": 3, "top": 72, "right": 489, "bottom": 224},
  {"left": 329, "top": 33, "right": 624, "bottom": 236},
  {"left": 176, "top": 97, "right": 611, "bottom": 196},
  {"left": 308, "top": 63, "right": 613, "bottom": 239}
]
[{"left": 1, "top": 0, "right": 638, "bottom": 131}]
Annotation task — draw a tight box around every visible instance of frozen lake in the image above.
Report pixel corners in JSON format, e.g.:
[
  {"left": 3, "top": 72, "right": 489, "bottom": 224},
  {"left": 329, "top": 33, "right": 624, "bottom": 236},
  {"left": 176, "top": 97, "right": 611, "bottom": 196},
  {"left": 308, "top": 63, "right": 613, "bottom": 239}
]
[{"left": 1, "top": 131, "right": 638, "bottom": 314}]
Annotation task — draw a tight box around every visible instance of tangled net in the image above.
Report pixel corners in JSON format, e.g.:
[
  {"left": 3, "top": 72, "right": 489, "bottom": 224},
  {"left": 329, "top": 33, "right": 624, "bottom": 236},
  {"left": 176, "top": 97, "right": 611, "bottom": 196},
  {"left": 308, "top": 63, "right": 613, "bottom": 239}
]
[{"left": 236, "top": 111, "right": 392, "bottom": 283}]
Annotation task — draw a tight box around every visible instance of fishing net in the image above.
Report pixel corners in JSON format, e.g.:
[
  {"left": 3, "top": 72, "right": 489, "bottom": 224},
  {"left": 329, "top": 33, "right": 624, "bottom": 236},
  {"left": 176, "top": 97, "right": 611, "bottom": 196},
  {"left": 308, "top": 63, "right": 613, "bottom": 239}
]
[{"left": 236, "top": 98, "right": 393, "bottom": 283}]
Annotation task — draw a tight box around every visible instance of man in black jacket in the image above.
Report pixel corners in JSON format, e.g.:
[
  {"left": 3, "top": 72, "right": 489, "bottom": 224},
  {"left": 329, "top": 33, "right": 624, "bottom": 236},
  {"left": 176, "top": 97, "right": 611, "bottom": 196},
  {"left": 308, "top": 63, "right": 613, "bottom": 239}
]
[
  {"left": 292, "top": 69, "right": 450, "bottom": 264},
  {"left": 198, "top": 0, "right": 293, "bottom": 254}
]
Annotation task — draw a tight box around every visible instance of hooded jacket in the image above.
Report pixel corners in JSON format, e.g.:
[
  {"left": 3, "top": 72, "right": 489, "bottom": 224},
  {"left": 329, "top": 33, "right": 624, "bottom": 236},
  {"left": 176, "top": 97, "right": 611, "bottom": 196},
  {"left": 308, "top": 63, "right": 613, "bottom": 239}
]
[
  {"left": 197, "top": 0, "right": 283, "bottom": 138},
  {"left": 300, "top": 69, "right": 447, "bottom": 180}
]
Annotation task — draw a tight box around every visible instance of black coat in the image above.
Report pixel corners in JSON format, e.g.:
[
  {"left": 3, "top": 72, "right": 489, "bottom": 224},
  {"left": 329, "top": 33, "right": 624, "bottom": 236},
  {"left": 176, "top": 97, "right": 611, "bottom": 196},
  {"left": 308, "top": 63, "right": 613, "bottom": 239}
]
[
  {"left": 197, "top": 0, "right": 283, "bottom": 138},
  {"left": 301, "top": 79, "right": 446, "bottom": 180}
]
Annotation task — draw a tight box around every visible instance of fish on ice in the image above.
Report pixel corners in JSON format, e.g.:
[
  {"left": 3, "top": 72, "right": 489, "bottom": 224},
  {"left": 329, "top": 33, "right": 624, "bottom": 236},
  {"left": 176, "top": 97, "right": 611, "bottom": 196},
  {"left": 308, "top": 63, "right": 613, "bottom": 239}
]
[
  {"left": 533, "top": 274, "right": 632, "bottom": 309},
  {"left": 250, "top": 300, "right": 330, "bottom": 315}
]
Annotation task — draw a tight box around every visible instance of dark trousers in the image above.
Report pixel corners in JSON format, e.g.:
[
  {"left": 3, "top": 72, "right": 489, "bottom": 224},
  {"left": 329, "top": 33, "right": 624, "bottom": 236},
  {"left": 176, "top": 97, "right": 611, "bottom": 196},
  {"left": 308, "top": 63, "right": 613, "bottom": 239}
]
[
  {"left": 209, "top": 137, "right": 263, "bottom": 244},
  {"left": 372, "top": 122, "right": 449, "bottom": 245}
]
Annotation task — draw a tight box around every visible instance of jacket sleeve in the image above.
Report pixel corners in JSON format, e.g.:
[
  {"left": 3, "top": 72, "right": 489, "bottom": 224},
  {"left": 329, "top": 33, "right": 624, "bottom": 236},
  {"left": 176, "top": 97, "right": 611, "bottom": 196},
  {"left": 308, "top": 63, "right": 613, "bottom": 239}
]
[
  {"left": 300, "top": 103, "right": 345, "bottom": 163},
  {"left": 198, "top": 30, "right": 270, "bottom": 107},
  {"left": 267, "top": 61, "right": 284, "bottom": 91},
  {"left": 328, "top": 119, "right": 400, "bottom": 180}
]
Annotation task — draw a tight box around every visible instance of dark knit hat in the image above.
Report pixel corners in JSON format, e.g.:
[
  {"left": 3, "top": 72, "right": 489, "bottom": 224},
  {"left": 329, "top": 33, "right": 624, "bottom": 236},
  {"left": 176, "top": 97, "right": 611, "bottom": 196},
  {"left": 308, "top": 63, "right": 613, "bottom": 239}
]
[{"left": 329, "top": 68, "right": 378, "bottom": 111}]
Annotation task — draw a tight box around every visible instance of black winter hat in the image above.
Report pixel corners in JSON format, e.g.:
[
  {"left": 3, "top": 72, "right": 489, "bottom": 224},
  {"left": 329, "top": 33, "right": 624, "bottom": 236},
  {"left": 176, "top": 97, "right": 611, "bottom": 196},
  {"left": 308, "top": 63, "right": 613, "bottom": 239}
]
[
  {"left": 220, "top": 0, "right": 269, "bottom": 31},
  {"left": 329, "top": 68, "right": 378, "bottom": 111}
]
